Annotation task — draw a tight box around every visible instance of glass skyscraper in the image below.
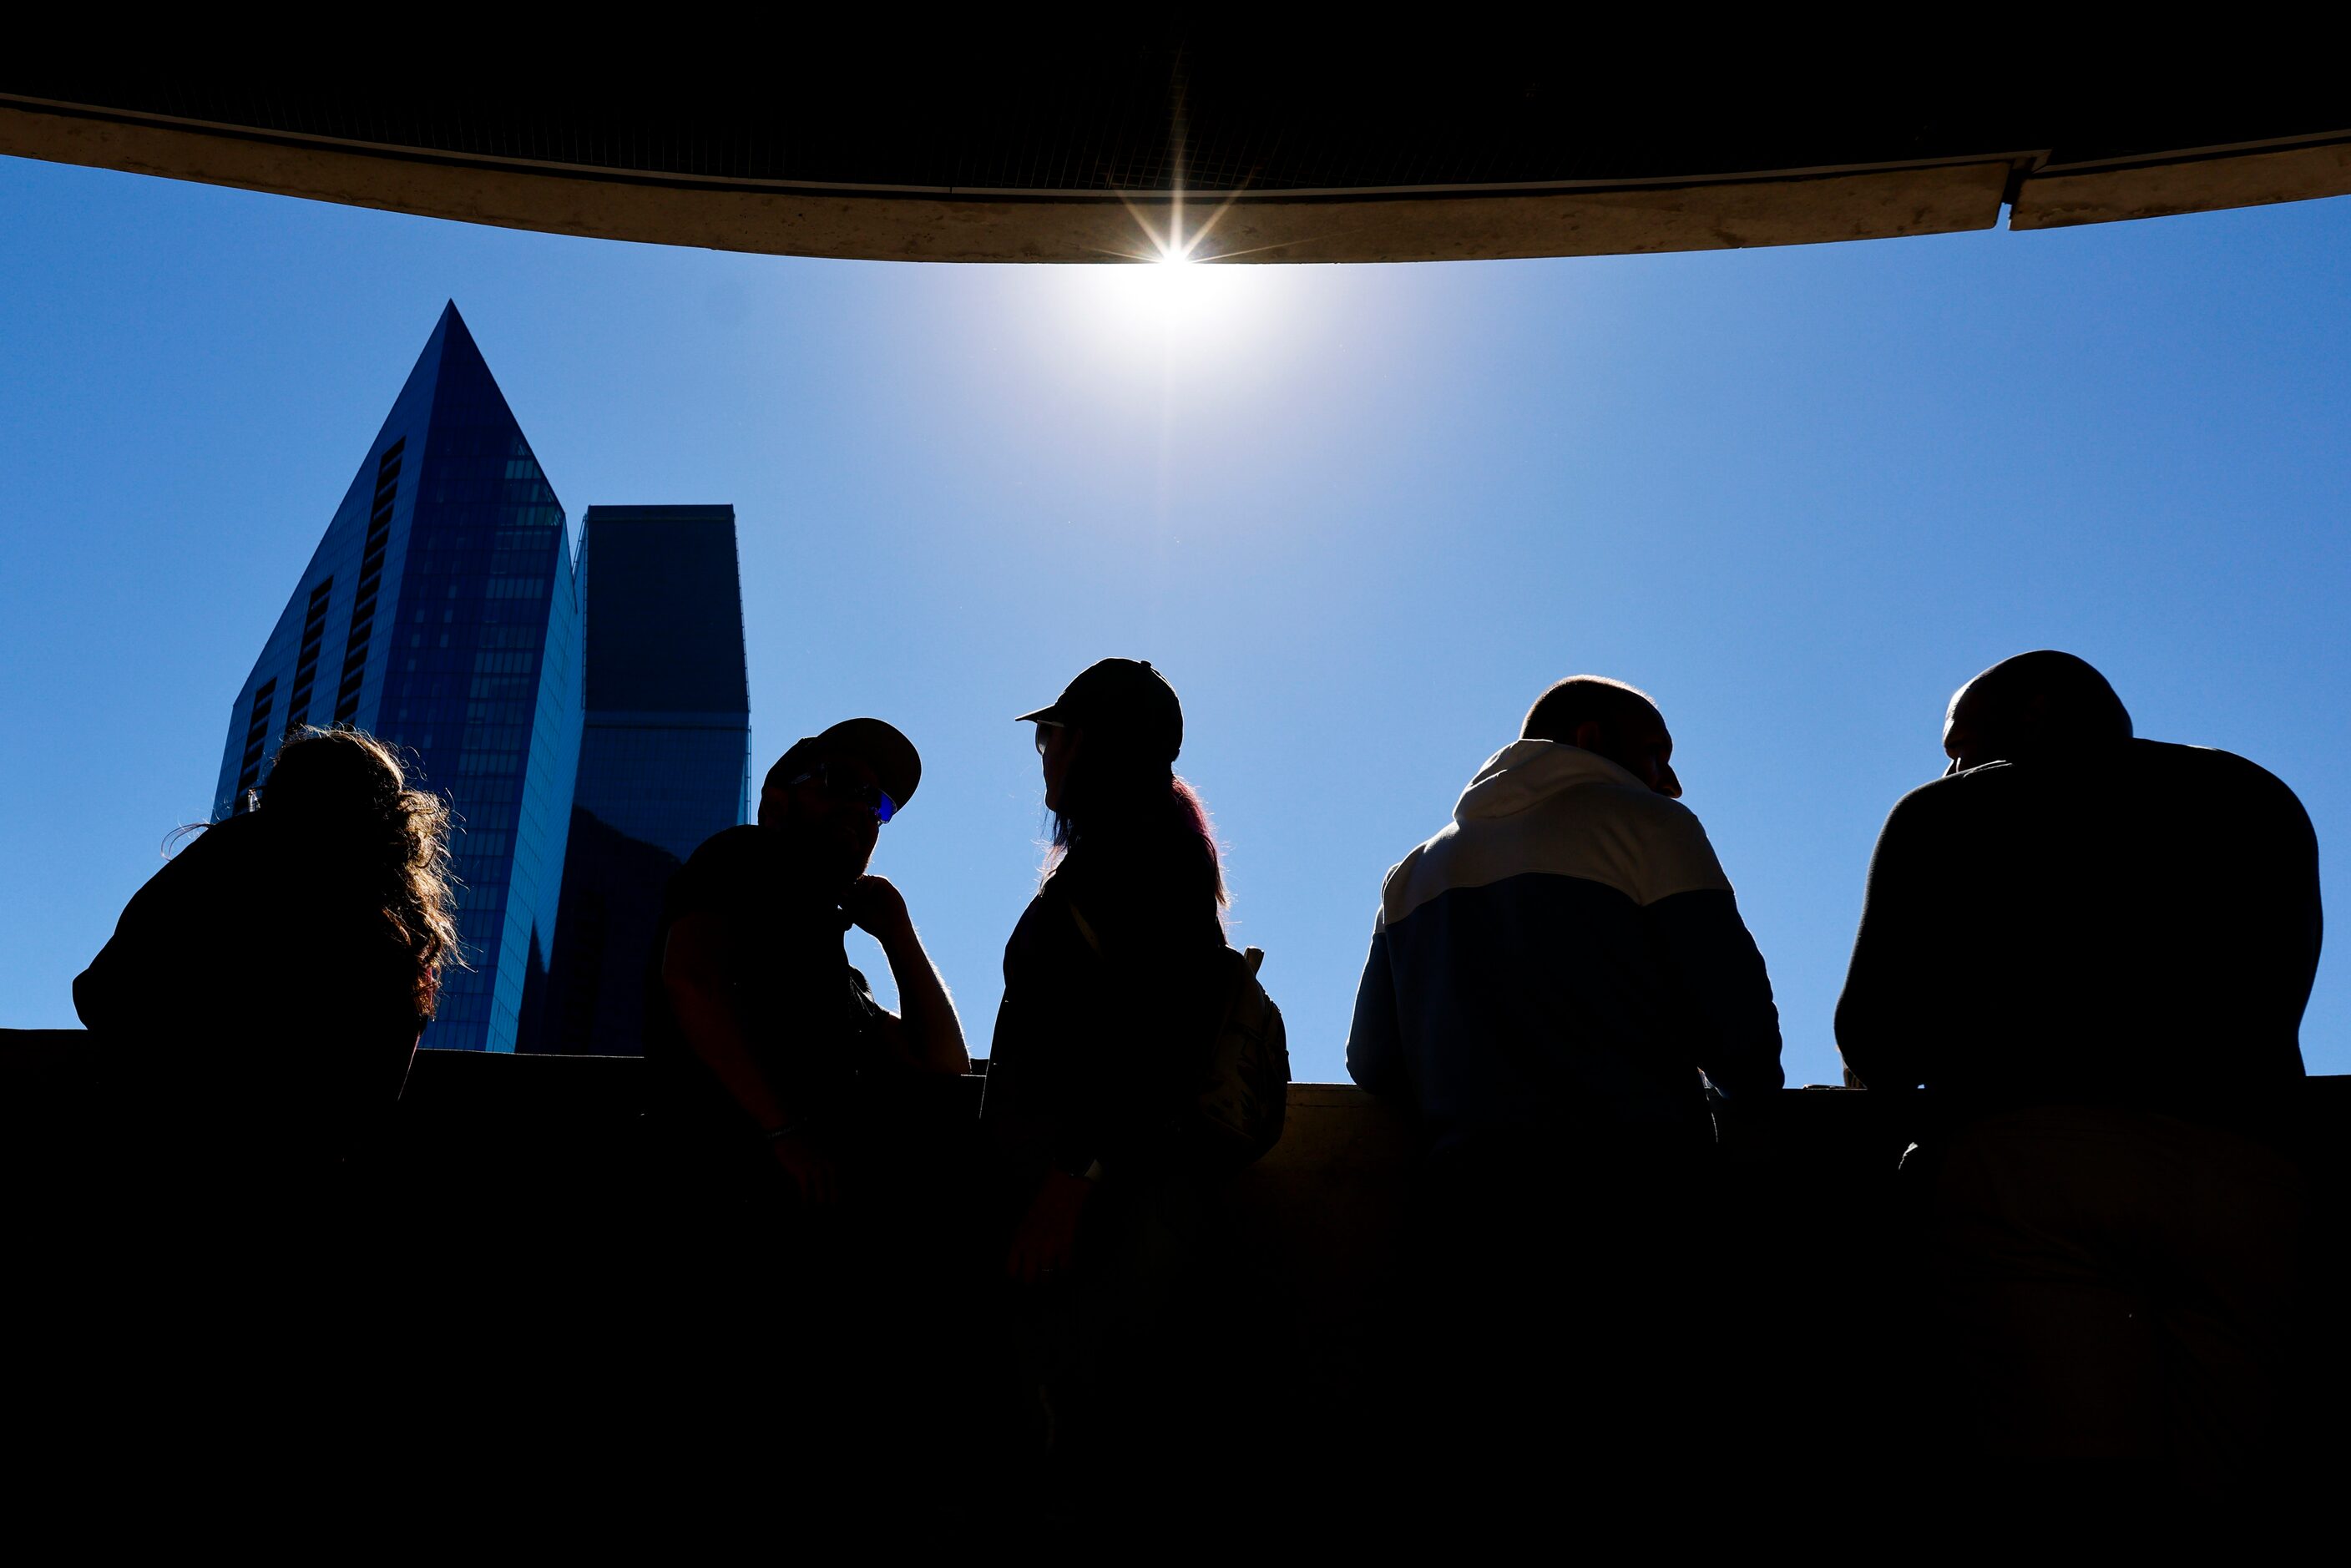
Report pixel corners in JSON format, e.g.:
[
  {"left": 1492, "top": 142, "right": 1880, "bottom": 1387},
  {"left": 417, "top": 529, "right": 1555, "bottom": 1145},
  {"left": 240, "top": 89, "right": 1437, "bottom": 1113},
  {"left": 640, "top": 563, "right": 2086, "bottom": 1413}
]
[
  {"left": 569, "top": 506, "right": 751, "bottom": 862},
  {"left": 215, "top": 303, "right": 582, "bottom": 1053},
  {"left": 537, "top": 505, "right": 751, "bottom": 1055}
]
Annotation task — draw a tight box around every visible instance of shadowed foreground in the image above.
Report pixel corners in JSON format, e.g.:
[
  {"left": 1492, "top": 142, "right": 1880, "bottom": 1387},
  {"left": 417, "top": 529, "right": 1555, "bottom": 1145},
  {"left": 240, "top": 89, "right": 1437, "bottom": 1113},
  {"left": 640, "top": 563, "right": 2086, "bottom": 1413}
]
[{"left": 6, "top": 1035, "right": 2345, "bottom": 1534}]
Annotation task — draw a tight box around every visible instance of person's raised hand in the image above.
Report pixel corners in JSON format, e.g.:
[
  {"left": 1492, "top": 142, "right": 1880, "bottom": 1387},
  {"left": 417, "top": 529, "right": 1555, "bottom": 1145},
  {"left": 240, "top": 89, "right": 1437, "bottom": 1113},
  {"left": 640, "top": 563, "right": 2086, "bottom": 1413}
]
[
  {"left": 842, "top": 875, "right": 913, "bottom": 942},
  {"left": 768, "top": 1131, "right": 840, "bottom": 1207}
]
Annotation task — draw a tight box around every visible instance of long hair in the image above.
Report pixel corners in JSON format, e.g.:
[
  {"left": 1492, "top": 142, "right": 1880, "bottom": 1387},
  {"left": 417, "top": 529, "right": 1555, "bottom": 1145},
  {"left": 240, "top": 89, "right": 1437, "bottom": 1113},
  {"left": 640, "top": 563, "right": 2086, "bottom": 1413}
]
[
  {"left": 257, "top": 727, "right": 463, "bottom": 1020},
  {"left": 1046, "top": 731, "right": 1226, "bottom": 912}
]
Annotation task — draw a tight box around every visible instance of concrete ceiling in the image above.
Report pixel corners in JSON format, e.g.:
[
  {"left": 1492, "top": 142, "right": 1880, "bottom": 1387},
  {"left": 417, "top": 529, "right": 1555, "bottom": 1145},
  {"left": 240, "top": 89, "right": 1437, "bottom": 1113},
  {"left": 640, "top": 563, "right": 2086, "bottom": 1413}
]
[{"left": 6, "top": 68, "right": 2347, "bottom": 265}]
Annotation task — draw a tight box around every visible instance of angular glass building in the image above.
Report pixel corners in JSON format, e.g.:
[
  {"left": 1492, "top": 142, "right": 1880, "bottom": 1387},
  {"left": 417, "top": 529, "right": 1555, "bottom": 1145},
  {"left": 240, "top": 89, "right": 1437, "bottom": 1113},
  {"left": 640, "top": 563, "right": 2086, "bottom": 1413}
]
[
  {"left": 215, "top": 303, "right": 582, "bottom": 1053},
  {"left": 537, "top": 505, "right": 750, "bottom": 1055}
]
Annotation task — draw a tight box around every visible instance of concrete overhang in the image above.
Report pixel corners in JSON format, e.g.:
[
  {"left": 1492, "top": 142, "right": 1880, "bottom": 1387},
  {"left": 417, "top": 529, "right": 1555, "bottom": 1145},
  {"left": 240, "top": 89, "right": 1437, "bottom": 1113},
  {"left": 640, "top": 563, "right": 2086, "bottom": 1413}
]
[{"left": 3, "top": 78, "right": 2348, "bottom": 264}]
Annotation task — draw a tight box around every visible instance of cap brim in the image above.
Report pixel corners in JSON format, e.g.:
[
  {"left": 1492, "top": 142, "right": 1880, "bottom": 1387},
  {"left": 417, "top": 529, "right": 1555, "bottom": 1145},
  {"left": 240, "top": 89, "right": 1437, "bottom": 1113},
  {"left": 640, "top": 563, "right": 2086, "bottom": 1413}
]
[
  {"left": 1014, "top": 704, "right": 1067, "bottom": 726},
  {"left": 803, "top": 717, "right": 922, "bottom": 810}
]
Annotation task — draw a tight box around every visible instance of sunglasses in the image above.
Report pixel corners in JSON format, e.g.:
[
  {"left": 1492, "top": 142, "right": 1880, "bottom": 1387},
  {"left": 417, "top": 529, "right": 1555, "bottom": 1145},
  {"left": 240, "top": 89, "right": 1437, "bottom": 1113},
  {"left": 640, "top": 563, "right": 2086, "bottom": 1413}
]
[{"left": 786, "top": 765, "right": 897, "bottom": 824}]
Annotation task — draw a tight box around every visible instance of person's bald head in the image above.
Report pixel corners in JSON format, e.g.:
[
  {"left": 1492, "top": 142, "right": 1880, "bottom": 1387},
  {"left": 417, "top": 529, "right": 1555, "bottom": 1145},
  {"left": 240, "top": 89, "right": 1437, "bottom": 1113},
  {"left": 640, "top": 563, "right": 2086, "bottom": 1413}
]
[
  {"left": 1942, "top": 650, "right": 2132, "bottom": 775},
  {"left": 1523, "top": 675, "right": 1681, "bottom": 797}
]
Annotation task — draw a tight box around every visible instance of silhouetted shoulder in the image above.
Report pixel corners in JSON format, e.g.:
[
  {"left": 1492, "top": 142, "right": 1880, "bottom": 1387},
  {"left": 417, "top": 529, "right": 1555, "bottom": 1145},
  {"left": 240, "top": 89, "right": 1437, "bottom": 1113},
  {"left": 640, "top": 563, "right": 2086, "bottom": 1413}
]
[
  {"left": 1381, "top": 775, "right": 1730, "bottom": 928},
  {"left": 2136, "top": 740, "right": 2312, "bottom": 813},
  {"left": 77, "top": 808, "right": 398, "bottom": 1041},
  {"left": 1908, "top": 741, "right": 2308, "bottom": 820},
  {"left": 1374, "top": 851, "right": 1424, "bottom": 928},
  {"left": 100, "top": 811, "right": 280, "bottom": 933},
  {"left": 1604, "top": 787, "right": 1733, "bottom": 904},
  {"left": 665, "top": 824, "right": 772, "bottom": 921},
  {"left": 1883, "top": 755, "right": 2096, "bottom": 831},
  {"left": 682, "top": 823, "right": 764, "bottom": 871},
  {"left": 1878, "top": 741, "right": 2318, "bottom": 891},
  {"left": 1896, "top": 758, "right": 2011, "bottom": 804},
  {"left": 155, "top": 810, "right": 270, "bottom": 876}
]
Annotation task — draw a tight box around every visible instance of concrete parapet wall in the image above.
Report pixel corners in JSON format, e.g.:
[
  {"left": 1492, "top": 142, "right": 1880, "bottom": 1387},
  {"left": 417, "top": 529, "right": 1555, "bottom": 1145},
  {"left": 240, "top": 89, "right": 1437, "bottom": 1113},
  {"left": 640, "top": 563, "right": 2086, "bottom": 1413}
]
[
  {"left": 372, "top": 1053, "right": 2348, "bottom": 1429},
  {"left": 7, "top": 1033, "right": 2347, "bottom": 1477}
]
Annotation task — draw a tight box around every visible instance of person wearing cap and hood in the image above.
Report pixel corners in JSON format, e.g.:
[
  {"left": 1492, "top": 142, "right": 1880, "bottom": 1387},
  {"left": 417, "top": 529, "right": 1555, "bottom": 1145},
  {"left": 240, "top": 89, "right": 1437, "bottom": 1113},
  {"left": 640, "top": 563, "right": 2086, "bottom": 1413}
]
[
  {"left": 982, "top": 658, "right": 1232, "bottom": 1471},
  {"left": 650, "top": 718, "right": 968, "bottom": 1232},
  {"left": 1838, "top": 652, "right": 2321, "bottom": 1515}
]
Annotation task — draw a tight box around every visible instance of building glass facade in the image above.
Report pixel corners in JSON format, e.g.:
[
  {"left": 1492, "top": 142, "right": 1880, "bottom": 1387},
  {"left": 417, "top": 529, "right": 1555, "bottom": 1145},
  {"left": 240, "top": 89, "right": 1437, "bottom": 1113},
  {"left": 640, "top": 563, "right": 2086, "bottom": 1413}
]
[
  {"left": 536, "top": 506, "right": 750, "bottom": 1055},
  {"left": 215, "top": 303, "right": 581, "bottom": 1053}
]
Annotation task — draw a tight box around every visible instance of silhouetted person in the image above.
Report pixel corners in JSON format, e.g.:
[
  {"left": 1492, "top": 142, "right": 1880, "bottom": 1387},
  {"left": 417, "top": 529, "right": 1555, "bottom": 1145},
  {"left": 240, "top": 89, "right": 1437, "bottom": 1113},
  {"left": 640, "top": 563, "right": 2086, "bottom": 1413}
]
[
  {"left": 53, "top": 727, "right": 458, "bottom": 1485},
  {"left": 646, "top": 720, "right": 968, "bottom": 1455},
  {"left": 1345, "top": 675, "right": 1782, "bottom": 1498},
  {"left": 76, "top": 726, "right": 456, "bottom": 1183},
  {"left": 981, "top": 659, "right": 1234, "bottom": 1497},
  {"left": 651, "top": 721, "right": 968, "bottom": 1205},
  {"left": 1838, "top": 650, "right": 2322, "bottom": 1518}
]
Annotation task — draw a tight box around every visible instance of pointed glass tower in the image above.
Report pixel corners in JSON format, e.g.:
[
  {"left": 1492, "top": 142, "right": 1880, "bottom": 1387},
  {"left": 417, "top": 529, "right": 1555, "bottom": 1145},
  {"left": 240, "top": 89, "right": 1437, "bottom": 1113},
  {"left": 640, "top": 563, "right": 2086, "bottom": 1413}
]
[{"left": 214, "top": 303, "right": 583, "bottom": 1052}]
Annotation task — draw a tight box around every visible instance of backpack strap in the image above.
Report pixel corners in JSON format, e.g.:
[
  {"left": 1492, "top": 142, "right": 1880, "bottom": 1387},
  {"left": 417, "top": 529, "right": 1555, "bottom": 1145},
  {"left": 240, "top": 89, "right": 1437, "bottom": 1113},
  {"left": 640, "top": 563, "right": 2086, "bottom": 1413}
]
[{"left": 1065, "top": 898, "right": 1104, "bottom": 953}]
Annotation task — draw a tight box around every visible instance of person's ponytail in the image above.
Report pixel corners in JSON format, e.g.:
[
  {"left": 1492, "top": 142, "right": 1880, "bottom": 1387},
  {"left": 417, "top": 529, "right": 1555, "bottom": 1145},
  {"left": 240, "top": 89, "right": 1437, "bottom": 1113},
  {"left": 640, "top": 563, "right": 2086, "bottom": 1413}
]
[{"left": 1047, "top": 732, "right": 1225, "bottom": 910}]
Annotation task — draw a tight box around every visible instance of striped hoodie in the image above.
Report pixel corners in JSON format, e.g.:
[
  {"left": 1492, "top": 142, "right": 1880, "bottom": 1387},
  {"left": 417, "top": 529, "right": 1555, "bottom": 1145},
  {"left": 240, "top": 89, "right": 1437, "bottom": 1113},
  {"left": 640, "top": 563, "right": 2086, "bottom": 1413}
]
[{"left": 1346, "top": 740, "right": 1782, "bottom": 1156}]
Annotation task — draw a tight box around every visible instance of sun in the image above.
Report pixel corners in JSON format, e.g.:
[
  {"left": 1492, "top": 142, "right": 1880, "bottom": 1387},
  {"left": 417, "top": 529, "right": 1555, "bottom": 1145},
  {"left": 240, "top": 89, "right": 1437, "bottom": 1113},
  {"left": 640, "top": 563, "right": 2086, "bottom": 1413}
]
[
  {"left": 1101, "top": 242, "right": 1251, "bottom": 335},
  {"left": 1059, "top": 197, "right": 1290, "bottom": 357},
  {"left": 1138, "top": 248, "right": 1211, "bottom": 317}
]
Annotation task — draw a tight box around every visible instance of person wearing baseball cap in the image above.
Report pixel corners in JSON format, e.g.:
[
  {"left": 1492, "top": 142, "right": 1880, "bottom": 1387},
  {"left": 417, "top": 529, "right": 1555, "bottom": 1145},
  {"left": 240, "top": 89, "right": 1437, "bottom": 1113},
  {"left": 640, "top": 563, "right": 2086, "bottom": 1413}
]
[
  {"left": 983, "top": 659, "right": 1234, "bottom": 1461},
  {"left": 650, "top": 716, "right": 967, "bottom": 1236},
  {"left": 1010, "top": 655, "right": 1186, "bottom": 766}
]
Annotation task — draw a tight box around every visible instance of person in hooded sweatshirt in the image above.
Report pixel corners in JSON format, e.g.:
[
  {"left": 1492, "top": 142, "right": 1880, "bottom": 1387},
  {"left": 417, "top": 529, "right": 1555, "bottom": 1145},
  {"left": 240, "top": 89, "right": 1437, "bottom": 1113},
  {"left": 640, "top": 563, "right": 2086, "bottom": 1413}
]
[{"left": 1345, "top": 675, "right": 1782, "bottom": 1495}]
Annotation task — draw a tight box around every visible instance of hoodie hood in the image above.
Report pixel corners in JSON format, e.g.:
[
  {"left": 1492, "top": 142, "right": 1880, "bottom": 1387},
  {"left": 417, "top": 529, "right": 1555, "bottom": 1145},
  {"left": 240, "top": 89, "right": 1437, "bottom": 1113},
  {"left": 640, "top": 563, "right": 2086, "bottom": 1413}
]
[{"left": 1454, "top": 740, "right": 1652, "bottom": 822}]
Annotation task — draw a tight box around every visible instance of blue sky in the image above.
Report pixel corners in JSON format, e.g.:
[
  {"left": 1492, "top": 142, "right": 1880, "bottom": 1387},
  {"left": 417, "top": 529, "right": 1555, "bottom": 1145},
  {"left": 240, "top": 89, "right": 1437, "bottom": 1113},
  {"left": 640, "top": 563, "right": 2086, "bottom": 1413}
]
[{"left": 3, "top": 156, "right": 2345, "bottom": 1085}]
